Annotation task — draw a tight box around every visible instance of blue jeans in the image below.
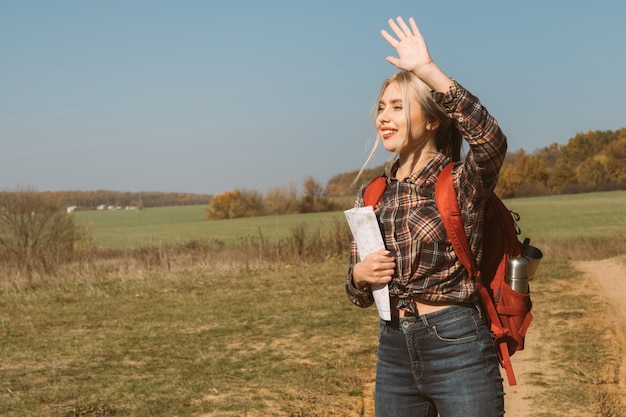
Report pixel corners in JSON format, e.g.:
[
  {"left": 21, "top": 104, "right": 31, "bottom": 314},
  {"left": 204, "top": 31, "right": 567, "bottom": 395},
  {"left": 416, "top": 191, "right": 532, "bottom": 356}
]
[{"left": 375, "top": 303, "right": 505, "bottom": 417}]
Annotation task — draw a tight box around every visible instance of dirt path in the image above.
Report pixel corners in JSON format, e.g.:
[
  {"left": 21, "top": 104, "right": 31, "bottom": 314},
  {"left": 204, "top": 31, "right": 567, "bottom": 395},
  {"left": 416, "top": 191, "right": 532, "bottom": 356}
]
[
  {"left": 504, "top": 257, "right": 626, "bottom": 416},
  {"left": 576, "top": 258, "right": 626, "bottom": 325}
]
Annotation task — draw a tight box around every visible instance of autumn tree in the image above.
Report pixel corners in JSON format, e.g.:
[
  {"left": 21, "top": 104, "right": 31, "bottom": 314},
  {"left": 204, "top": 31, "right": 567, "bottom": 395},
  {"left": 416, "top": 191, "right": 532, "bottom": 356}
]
[
  {"left": 562, "top": 131, "right": 599, "bottom": 165},
  {"left": 301, "top": 176, "right": 340, "bottom": 213},
  {"left": 533, "top": 142, "right": 562, "bottom": 169},
  {"left": 547, "top": 160, "right": 577, "bottom": 192},
  {"left": 300, "top": 176, "right": 323, "bottom": 213},
  {"left": 576, "top": 157, "right": 608, "bottom": 188},
  {"left": 264, "top": 182, "right": 300, "bottom": 215},
  {"left": 495, "top": 164, "right": 516, "bottom": 198},
  {"left": 205, "top": 189, "right": 263, "bottom": 220},
  {"left": 603, "top": 135, "right": 626, "bottom": 184},
  {"left": 324, "top": 165, "right": 385, "bottom": 198},
  {"left": 496, "top": 155, "right": 548, "bottom": 198},
  {"left": 518, "top": 155, "right": 548, "bottom": 185}
]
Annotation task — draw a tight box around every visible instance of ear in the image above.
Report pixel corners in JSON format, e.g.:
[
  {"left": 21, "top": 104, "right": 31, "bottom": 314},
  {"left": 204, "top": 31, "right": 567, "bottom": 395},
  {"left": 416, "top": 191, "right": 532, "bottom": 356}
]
[{"left": 426, "top": 121, "right": 440, "bottom": 131}]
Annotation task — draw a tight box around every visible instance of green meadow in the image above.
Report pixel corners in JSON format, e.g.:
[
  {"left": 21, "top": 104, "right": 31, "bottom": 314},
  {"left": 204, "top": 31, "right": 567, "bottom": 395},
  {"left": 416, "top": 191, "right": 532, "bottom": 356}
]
[
  {"left": 75, "top": 190, "right": 626, "bottom": 249},
  {"left": 74, "top": 207, "right": 349, "bottom": 249},
  {"left": 2, "top": 190, "right": 625, "bottom": 416},
  {"left": 507, "top": 190, "right": 626, "bottom": 241}
]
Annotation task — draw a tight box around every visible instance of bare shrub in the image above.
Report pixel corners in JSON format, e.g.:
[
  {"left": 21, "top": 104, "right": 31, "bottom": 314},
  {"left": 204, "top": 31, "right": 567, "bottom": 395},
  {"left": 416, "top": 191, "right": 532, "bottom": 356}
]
[
  {"left": 0, "top": 188, "right": 81, "bottom": 275},
  {"left": 4, "top": 219, "right": 352, "bottom": 285}
]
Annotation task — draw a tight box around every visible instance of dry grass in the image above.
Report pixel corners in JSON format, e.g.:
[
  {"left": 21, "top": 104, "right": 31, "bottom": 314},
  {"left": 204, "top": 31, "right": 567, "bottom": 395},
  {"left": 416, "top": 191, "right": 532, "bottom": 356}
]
[
  {"left": 0, "top": 239, "right": 377, "bottom": 416},
  {"left": 2, "top": 237, "right": 625, "bottom": 416},
  {"left": 1, "top": 190, "right": 625, "bottom": 416}
]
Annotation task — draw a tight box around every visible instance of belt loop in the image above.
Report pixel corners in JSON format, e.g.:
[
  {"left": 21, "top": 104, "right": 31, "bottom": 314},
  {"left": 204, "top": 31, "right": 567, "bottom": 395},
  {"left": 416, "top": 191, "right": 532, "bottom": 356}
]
[
  {"left": 382, "top": 318, "right": 399, "bottom": 331},
  {"left": 474, "top": 302, "right": 483, "bottom": 318}
]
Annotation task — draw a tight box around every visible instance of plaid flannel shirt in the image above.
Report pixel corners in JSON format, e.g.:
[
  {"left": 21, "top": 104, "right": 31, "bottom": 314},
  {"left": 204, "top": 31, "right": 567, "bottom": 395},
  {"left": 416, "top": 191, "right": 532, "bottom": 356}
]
[{"left": 345, "top": 80, "right": 507, "bottom": 314}]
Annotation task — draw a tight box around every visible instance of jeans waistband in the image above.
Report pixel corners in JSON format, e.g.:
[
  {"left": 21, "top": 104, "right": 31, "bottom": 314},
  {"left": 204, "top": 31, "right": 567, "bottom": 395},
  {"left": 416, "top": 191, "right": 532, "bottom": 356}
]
[{"left": 383, "top": 302, "right": 480, "bottom": 331}]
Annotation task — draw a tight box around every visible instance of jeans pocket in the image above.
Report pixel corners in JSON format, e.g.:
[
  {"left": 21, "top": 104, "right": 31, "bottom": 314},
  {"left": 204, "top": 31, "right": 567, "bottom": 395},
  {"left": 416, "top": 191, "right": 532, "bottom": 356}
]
[{"left": 430, "top": 313, "right": 479, "bottom": 344}]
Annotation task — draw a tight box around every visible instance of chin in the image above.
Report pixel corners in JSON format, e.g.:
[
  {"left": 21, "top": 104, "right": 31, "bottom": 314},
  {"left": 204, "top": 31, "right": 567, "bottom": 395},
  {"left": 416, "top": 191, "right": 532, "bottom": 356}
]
[{"left": 383, "top": 144, "right": 398, "bottom": 153}]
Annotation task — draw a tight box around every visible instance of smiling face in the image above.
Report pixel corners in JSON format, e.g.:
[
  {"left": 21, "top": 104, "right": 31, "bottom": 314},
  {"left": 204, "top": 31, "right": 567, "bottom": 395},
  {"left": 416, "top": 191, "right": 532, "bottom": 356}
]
[{"left": 376, "top": 81, "right": 430, "bottom": 158}]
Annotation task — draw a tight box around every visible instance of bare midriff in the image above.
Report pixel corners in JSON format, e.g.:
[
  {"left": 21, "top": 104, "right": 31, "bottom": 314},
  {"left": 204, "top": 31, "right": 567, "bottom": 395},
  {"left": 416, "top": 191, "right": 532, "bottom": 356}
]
[{"left": 392, "top": 297, "right": 455, "bottom": 317}]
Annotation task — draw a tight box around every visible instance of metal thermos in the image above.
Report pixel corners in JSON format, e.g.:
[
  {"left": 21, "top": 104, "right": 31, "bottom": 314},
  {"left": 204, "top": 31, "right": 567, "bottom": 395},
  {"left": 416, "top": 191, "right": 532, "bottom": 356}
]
[{"left": 506, "top": 257, "right": 529, "bottom": 293}]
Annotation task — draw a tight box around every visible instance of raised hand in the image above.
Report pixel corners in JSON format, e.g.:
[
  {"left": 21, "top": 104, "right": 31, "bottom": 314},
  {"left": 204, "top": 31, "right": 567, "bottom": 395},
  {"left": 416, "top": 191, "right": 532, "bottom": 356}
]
[{"left": 381, "top": 17, "right": 452, "bottom": 92}]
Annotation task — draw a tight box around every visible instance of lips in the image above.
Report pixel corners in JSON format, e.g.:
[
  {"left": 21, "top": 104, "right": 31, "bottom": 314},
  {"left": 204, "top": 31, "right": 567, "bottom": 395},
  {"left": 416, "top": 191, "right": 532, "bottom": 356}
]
[{"left": 381, "top": 128, "right": 397, "bottom": 139}]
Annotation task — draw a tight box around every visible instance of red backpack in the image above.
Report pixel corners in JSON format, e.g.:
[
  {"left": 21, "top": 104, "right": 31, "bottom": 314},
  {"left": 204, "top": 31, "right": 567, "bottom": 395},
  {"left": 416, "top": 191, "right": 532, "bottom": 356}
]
[{"left": 363, "top": 162, "right": 533, "bottom": 386}]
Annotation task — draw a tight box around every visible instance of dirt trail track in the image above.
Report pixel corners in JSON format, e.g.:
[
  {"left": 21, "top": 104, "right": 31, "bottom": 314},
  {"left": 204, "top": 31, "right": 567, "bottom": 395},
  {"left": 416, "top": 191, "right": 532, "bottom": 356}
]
[{"left": 504, "top": 258, "right": 626, "bottom": 417}]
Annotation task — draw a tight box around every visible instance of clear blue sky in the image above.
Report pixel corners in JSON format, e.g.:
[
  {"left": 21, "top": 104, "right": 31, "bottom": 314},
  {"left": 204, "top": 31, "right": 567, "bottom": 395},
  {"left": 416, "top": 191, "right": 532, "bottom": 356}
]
[{"left": 2, "top": 1, "right": 624, "bottom": 195}]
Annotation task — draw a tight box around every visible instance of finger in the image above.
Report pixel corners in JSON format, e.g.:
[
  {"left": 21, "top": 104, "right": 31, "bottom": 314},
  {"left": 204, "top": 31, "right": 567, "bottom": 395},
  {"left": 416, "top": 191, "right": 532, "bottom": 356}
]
[
  {"left": 380, "top": 29, "right": 399, "bottom": 47},
  {"left": 379, "top": 269, "right": 395, "bottom": 278},
  {"left": 374, "top": 259, "right": 391, "bottom": 267},
  {"left": 373, "top": 260, "right": 395, "bottom": 270},
  {"left": 370, "top": 273, "right": 391, "bottom": 283},
  {"left": 376, "top": 262, "right": 396, "bottom": 272},
  {"left": 385, "top": 56, "right": 400, "bottom": 67},
  {"left": 376, "top": 252, "right": 395, "bottom": 262},
  {"left": 408, "top": 17, "right": 421, "bottom": 35},
  {"left": 387, "top": 17, "right": 406, "bottom": 39},
  {"left": 397, "top": 16, "right": 412, "bottom": 36},
  {"left": 378, "top": 275, "right": 392, "bottom": 284}
]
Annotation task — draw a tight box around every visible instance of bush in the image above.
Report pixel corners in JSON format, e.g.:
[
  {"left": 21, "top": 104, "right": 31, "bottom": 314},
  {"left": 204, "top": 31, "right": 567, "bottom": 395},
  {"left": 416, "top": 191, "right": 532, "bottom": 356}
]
[{"left": 0, "top": 189, "right": 81, "bottom": 275}]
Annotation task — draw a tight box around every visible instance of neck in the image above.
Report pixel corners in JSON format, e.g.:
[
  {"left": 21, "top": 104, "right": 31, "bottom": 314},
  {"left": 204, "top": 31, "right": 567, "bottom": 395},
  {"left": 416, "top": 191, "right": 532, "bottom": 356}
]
[{"left": 396, "top": 148, "right": 439, "bottom": 180}]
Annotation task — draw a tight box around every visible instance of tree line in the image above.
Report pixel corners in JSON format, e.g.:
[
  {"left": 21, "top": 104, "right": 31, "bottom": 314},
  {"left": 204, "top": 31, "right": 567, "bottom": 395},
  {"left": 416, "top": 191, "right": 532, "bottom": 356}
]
[
  {"left": 17, "top": 190, "right": 213, "bottom": 210},
  {"left": 207, "top": 128, "right": 626, "bottom": 219},
  {"left": 496, "top": 128, "right": 626, "bottom": 198}
]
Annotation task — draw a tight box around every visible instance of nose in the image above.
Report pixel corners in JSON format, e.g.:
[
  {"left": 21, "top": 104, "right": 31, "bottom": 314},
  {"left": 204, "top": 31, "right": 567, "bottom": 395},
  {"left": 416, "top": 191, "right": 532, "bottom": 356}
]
[{"left": 377, "top": 107, "right": 389, "bottom": 124}]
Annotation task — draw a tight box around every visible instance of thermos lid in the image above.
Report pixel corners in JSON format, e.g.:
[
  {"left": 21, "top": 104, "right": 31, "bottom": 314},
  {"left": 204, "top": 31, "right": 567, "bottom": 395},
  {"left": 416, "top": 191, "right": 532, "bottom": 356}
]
[{"left": 506, "top": 257, "right": 528, "bottom": 279}]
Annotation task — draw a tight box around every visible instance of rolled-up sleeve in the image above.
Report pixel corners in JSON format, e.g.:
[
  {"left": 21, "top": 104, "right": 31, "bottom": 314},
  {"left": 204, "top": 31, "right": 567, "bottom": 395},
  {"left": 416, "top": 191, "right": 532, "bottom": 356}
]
[{"left": 345, "top": 257, "right": 375, "bottom": 308}]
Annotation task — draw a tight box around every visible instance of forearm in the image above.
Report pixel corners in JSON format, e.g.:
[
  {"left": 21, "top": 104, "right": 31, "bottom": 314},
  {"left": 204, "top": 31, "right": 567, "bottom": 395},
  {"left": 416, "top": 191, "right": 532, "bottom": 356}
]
[
  {"left": 346, "top": 240, "right": 373, "bottom": 306},
  {"left": 434, "top": 81, "right": 507, "bottom": 197},
  {"left": 413, "top": 61, "right": 454, "bottom": 94}
]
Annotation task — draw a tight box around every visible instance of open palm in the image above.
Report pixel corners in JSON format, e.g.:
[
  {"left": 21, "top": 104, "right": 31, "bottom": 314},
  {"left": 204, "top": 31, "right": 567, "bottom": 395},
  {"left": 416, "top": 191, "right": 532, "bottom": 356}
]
[{"left": 381, "top": 17, "right": 434, "bottom": 75}]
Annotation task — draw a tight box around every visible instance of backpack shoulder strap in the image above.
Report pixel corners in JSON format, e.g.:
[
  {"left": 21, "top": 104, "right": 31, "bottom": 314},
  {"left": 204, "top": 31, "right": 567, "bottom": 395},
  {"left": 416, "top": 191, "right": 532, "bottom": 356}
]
[
  {"left": 363, "top": 176, "right": 387, "bottom": 208},
  {"left": 435, "top": 162, "right": 520, "bottom": 386},
  {"left": 435, "top": 162, "right": 477, "bottom": 277}
]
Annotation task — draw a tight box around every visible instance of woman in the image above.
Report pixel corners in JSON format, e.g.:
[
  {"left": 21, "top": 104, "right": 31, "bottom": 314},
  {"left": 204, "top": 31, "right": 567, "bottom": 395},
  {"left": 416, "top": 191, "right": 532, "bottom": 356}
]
[{"left": 345, "top": 17, "right": 507, "bottom": 416}]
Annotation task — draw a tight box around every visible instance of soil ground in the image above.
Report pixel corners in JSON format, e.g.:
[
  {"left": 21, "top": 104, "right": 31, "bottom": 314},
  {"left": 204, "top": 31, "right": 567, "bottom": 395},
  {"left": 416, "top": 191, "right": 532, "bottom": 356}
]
[{"left": 504, "top": 258, "right": 626, "bottom": 417}]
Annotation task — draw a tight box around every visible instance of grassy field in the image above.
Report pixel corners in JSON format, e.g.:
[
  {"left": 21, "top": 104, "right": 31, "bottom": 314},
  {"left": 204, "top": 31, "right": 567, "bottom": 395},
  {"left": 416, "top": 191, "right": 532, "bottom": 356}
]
[
  {"left": 1, "top": 190, "right": 625, "bottom": 416},
  {"left": 506, "top": 190, "right": 626, "bottom": 241},
  {"left": 73, "top": 207, "right": 350, "bottom": 249},
  {"left": 74, "top": 190, "right": 626, "bottom": 249}
]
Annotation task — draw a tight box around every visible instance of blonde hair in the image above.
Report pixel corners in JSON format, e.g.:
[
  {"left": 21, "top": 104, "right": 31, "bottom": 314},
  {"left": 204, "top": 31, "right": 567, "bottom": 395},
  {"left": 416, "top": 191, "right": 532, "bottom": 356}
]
[{"left": 353, "top": 71, "right": 462, "bottom": 186}]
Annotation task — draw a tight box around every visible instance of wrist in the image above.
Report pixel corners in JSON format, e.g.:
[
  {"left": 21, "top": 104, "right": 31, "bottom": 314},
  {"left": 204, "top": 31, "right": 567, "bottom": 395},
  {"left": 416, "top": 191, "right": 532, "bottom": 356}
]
[
  {"left": 352, "top": 275, "right": 369, "bottom": 291},
  {"left": 413, "top": 62, "right": 452, "bottom": 93}
]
